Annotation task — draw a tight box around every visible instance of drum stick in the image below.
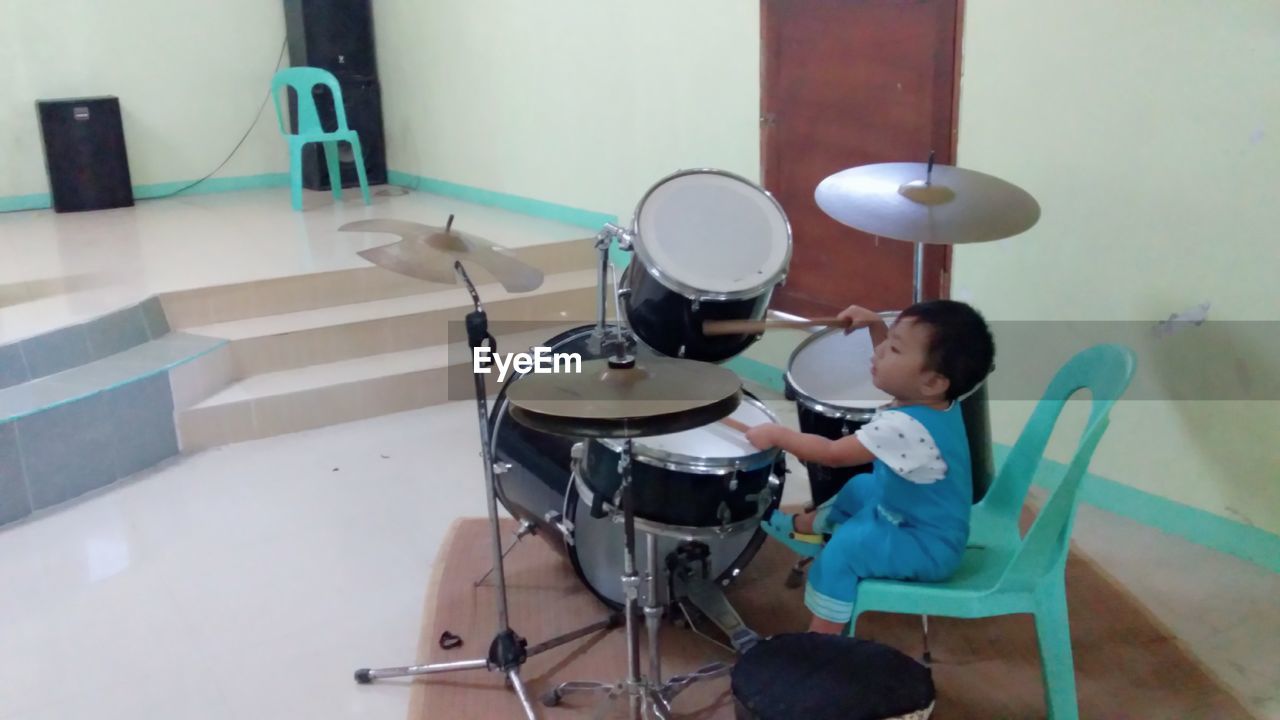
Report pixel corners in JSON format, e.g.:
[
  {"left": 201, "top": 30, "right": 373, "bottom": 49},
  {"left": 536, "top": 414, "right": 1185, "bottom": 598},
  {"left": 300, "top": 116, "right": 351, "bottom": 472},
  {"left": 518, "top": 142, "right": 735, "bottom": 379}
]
[
  {"left": 718, "top": 416, "right": 751, "bottom": 434},
  {"left": 702, "top": 317, "right": 850, "bottom": 336}
]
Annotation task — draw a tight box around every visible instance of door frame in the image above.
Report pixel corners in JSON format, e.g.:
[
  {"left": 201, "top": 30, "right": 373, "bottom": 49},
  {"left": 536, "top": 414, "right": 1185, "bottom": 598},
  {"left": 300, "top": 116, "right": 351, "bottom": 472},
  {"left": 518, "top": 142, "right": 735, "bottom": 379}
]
[{"left": 759, "top": 0, "right": 966, "bottom": 305}]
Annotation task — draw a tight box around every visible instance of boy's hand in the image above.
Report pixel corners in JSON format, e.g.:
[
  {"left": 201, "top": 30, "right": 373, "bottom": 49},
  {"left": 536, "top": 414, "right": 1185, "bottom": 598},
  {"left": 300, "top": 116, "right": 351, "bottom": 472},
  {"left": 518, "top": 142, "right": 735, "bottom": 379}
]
[
  {"left": 746, "top": 423, "right": 780, "bottom": 450},
  {"left": 836, "top": 305, "right": 884, "bottom": 335}
]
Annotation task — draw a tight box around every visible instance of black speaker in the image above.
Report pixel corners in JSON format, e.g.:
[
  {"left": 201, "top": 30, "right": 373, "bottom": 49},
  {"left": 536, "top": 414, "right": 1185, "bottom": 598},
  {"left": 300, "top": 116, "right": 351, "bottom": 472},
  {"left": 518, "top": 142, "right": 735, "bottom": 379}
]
[
  {"left": 283, "top": 0, "right": 376, "bottom": 81},
  {"left": 36, "top": 96, "right": 134, "bottom": 213},
  {"left": 294, "top": 79, "right": 387, "bottom": 191}
]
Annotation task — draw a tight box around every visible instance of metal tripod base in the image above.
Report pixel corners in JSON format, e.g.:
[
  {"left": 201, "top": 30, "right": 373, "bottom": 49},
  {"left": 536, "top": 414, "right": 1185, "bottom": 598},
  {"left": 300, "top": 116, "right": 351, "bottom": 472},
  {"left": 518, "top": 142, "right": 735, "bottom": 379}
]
[
  {"left": 541, "top": 661, "right": 731, "bottom": 719},
  {"left": 357, "top": 664, "right": 537, "bottom": 715},
  {"left": 354, "top": 613, "right": 620, "bottom": 680}
]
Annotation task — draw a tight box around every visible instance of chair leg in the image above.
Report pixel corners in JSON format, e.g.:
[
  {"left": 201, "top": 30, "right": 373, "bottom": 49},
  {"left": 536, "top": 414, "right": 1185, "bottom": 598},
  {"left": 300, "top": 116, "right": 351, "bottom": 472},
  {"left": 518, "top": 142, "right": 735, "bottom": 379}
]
[
  {"left": 323, "top": 141, "right": 342, "bottom": 200},
  {"left": 348, "top": 135, "right": 372, "bottom": 205},
  {"left": 920, "top": 615, "right": 932, "bottom": 665},
  {"left": 1034, "top": 581, "right": 1079, "bottom": 720},
  {"left": 289, "top": 144, "right": 303, "bottom": 211}
]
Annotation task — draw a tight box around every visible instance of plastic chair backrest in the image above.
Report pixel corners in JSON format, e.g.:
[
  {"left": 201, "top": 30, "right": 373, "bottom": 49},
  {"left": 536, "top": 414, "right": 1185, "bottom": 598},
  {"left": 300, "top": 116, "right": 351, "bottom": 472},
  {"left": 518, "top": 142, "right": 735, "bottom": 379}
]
[
  {"left": 271, "top": 67, "right": 348, "bottom": 137},
  {"left": 988, "top": 344, "right": 1136, "bottom": 591},
  {"left": 976, "top": 344, "right": 1137, "bottom": 532},
  {"left": 996, "top": 415, "right": 1109, "bottom": 592}
]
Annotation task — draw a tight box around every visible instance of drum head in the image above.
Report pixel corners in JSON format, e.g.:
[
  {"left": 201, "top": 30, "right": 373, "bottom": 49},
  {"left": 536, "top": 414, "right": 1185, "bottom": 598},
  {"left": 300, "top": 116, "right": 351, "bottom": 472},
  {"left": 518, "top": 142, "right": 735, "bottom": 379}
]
[
  {"left": 786, "top": 328, "right": 892, "bottom": 413},
  {"left": 602, "top": 395, "right": 777, "bottom": 469},
  {"left": 633, "top": 170, "right": 791, "bottom": 299}
]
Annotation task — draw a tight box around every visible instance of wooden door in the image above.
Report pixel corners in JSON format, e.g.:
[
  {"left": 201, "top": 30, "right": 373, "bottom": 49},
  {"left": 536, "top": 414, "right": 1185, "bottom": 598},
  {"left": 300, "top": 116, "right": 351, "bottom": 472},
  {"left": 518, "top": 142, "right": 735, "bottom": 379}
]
[{"left": 762, "top": 0, "right": 962, "bottom": 316}]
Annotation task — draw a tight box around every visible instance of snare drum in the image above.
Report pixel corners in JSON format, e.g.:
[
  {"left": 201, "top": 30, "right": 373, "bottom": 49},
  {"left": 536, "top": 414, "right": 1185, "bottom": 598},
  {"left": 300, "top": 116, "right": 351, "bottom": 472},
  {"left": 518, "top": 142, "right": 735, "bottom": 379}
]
[
  {"left": 620, "top": 169, "right": 792, "bottom": 362},
  {"left": 785, "top": 326, "right": 891, "bottom": 507},
  {"left": 577, "top": 396, "right": 781, "bottom": 529}
]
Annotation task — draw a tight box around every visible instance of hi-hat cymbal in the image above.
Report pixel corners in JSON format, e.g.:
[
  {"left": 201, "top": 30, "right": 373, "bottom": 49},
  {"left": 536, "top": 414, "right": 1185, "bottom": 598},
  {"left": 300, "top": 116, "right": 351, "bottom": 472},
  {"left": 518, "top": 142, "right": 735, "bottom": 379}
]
[
  {"left": 815, "top": 162, "right": 1040, "bottom": 245},
  {"left": 340, "top": 218, "right": 545, "bottom": 293},
  {"left": 504, "top": 356, "right": 742, "bottom": 438}
]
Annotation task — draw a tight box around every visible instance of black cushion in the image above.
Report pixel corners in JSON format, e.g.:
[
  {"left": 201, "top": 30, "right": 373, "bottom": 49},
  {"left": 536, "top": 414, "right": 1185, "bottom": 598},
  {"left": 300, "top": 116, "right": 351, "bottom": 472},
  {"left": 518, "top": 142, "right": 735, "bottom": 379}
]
[{"left": 731, "top": 633, "right": 935, "bottom": 720}]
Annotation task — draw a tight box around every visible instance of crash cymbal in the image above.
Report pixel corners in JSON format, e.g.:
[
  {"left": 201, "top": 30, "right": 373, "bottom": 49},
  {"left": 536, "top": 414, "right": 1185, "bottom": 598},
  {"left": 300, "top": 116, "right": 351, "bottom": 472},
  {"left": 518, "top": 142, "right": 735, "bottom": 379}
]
[
  {"left": 815, "top": 161, "right": 1040, "bottom": 245},
  {"left": 504, "top": 356, "right": 742, "bottom": 438},
  {"left": 340, "top": 217, "right": 545, "bottom": 293}
]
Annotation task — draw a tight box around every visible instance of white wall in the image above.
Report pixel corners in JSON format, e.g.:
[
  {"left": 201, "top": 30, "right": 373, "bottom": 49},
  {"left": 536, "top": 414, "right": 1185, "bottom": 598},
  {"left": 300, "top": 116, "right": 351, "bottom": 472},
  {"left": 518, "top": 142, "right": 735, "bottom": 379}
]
[
  {"left": 952, "top": 0, "right": 1280, "bottom": 534},
  {"left": 374, "top": 0, "right": 761, "bottom": 220},
  {"left": 0, "top": 0, "right": 288, "bottom": 198}
]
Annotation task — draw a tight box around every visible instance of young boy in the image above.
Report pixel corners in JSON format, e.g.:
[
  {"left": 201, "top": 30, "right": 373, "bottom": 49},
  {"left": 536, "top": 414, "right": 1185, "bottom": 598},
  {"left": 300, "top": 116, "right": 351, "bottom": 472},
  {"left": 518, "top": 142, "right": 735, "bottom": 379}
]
[{"left": 746, "top": 300, "right": 995, "bottom": 634}]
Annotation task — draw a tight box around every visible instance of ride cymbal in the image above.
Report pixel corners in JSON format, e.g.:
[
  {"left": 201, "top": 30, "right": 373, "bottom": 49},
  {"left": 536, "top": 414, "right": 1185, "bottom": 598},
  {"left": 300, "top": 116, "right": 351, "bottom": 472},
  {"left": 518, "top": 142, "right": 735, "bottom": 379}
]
[{"left": 815, "top": 162, "right": 1040, "bottom": 245}]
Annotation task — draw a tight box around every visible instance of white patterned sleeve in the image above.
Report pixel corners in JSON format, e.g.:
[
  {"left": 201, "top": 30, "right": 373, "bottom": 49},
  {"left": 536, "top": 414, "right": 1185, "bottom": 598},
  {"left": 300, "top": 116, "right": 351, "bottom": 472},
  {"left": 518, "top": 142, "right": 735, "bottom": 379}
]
[{"left": 853, "top": 410, "right": 948, "bottom": 484}]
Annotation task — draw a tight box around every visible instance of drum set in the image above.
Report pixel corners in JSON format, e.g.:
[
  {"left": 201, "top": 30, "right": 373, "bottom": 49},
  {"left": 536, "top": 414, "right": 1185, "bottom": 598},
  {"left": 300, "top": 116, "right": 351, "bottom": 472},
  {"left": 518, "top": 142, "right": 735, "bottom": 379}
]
[{"left": 341, "top": 160, "right": 1039, "bottom": 719}]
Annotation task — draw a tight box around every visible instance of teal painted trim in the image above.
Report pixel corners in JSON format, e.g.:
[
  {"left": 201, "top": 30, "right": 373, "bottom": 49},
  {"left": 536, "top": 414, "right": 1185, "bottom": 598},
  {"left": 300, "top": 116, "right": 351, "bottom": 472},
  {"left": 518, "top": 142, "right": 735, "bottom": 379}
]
[
  {"left": 0, "top": 193, "right": 52, "bottom": 213},
  {"left": 725, "top": 355, "right": 786, "bottom": 395},
  {"left": 994, "top": 443, "right": 1280, "bottom": 574},
  {"left": 1, "top": 336, "right": 228, "bottom": 424},
  {"left": 132, "top": 172, "right": 289, "bottom": 200},
  {"left": 0, "top": 173, "right": 290, "bottom": 213},
  {"left": 388, "top": 171, "right": 617, "bottom": 231}
]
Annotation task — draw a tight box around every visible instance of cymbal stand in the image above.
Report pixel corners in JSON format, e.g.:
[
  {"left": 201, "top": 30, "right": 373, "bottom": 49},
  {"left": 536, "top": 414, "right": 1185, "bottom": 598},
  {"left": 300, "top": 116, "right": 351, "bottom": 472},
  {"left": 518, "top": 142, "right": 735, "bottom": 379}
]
[
  {"left": 911, "top": 151, "right": 938, "bottom": 304},
  {"left": 353, "top": 260, "right": 618, "bottom": 720}
]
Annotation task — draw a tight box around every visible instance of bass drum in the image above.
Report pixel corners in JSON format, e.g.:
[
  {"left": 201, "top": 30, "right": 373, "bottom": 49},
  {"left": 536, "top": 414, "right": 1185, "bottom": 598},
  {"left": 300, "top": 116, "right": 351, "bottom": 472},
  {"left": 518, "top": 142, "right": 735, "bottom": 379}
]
[{"left": 489, "top": 325, "right": 785, "bottom": 608}]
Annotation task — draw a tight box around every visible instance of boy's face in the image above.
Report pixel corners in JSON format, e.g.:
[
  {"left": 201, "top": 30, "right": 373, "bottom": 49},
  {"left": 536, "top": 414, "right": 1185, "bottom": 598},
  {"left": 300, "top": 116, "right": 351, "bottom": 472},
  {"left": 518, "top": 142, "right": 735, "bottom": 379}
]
[{"left": 871, "top": 317, "right": 950, "bottom": 403}]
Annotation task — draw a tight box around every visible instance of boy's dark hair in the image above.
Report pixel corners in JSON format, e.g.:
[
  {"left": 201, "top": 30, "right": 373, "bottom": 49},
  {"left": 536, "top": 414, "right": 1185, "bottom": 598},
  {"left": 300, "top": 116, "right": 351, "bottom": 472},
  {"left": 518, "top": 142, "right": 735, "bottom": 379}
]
[{"left": 898, "top": 300, "right": 995, "bottom": 401}]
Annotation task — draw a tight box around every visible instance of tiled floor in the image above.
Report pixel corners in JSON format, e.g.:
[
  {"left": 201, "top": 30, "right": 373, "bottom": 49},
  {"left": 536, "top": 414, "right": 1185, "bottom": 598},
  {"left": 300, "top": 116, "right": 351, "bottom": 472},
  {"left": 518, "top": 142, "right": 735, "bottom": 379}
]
[
  {"left": 0, "top": 187, "right": 593, "bottom": 344},
  {"left": 0, "top": 399, "right": 1276, "bottom": 719}
]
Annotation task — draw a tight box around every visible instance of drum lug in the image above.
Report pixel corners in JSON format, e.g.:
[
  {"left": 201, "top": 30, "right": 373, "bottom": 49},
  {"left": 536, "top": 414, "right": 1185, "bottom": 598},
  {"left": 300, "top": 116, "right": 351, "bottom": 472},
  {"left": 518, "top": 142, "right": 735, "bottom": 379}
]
[
  {"left": 717, "top": 501, "right": 732, "bottom": 526},
  {"left": 492, "top": 461, "right": 512, "bottom": 475},
  {"left": 545, "top": 510, "right": 574, "bottom": 544},
  {"left": 728, "top": 476, "right": 739, "bottom": 492},
  {"left": 678, "top": 345, "right": 687, "bottom": 358},
  {"left": 570, "top": 442, "right": 584, "bottom": 460},
  {"left": 691, "top": 299, "right": 701, "bottom": 312}
]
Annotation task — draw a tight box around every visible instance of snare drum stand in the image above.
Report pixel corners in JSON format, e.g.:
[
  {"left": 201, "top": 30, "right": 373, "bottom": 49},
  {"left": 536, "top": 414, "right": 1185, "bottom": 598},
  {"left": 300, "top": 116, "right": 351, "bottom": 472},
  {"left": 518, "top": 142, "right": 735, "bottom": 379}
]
[
  {"left": 542, "top": 421, "right": 731, "bottom": 719},
  {"left": 353, "top": 261, "right": 618, "bottom": 720}
]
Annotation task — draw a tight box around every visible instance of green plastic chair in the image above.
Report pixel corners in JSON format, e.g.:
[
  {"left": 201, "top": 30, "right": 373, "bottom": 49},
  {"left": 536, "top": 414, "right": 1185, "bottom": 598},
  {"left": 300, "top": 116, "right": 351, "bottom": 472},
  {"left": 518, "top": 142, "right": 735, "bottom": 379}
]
[
  {"left": 848, "top": 344, "right": 1137, "bottom": 720},
  {"left": 271, "top": 67, "right": 371, "bottom": 211}
]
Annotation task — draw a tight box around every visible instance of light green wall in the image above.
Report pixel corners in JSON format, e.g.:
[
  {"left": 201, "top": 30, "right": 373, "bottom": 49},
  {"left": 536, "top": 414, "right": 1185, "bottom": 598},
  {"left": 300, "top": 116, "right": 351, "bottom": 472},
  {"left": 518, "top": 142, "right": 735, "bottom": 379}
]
[
  {"left": 951, "top": 1, "right": 1280, "bottom": 535},
  {"left": 373, "top": 0, "right": 761, "bottom": 221},
  {"left": 0, "top": 0, "right": 287, "bottom": 198}
]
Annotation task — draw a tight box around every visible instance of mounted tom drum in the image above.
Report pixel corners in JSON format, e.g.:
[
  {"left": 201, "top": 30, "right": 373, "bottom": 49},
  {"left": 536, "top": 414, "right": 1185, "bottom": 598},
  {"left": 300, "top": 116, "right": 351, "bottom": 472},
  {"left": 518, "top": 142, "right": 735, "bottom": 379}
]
[{"left": 619, "top": 169, "right": 792, "bottom": 362}]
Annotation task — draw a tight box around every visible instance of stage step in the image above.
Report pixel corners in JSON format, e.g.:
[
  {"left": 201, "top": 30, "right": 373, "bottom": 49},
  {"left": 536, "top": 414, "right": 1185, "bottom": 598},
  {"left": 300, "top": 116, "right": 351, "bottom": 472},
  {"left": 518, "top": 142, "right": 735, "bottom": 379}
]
[
  {"left": 166, "top": 233, "right": 604, "bottom": 450},
  {"left": 159, "top": 237, "right": 596, "bottom": 329},
  {"left": 175, "top": 324, "right": 583, "bottom": 451},
  {"left": 183, "top": 269, "right": 598, "bottom": 377}
]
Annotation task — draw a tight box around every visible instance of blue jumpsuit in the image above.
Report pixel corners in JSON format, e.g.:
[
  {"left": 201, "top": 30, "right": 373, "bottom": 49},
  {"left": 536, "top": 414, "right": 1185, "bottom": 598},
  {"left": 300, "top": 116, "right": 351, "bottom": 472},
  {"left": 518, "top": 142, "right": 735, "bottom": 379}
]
[{"left": 804, "top": 403, "right": 972, "bottom": 624}]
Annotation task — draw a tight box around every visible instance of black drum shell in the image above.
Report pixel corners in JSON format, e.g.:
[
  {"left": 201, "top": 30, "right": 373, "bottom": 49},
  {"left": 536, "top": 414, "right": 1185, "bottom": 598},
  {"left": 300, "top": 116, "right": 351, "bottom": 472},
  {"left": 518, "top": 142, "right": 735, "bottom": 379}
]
[
  {"left": 578, "top": 420, "right": 778, "bottom": 528},
  {"left": 621, "top": 260, "right": 772, "bottom": 362},
  {"left": 789, "top": 397, "right": 876, "bottom": 509}
]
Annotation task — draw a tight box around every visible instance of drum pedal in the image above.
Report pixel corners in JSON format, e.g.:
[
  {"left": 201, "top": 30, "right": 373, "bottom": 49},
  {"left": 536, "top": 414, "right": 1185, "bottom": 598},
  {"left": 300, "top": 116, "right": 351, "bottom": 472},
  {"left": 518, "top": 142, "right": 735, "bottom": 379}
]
[
  {"left": 667, "top": 541, "right": 712, "bottom": 581},
  {"left": 675, "top": 571, "right": 762, "bottom": 654}
]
